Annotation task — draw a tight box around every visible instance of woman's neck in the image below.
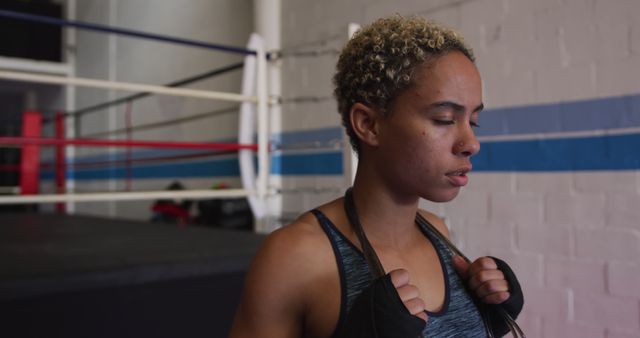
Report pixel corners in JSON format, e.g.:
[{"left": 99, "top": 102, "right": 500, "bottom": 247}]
[{"left": 350, "top": 170, "right": 421, "bottom": 249}]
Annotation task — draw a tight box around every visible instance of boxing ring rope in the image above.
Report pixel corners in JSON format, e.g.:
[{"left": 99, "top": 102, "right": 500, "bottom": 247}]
[
  {"left": 0, "top": 9, "right": 271, "bottom": 218},
  {"left": 0, "top": 10, "right": 256, "bottom": 56},
  {"left": 83, "top": 106, "right": 239, "bottom": 138},
  {"left": 0, "top": 137, "right": 258, "bottom": 151},
  {"left": 0, "top": 70, "right": 256, "bottom": 103},
  {"left": 70, "top": 62, "right": 244, "bottom": 119},
  {"left": 0, "top": 189, "right": 251, "bottom": 204},
  {"left": 27, "top": 63, "right": 246, "bottom": 124}
]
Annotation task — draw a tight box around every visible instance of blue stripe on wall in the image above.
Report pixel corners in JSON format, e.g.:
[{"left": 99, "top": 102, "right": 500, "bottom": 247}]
[
  {"left": 271, "top": 152, "right": 343, "bottom": 175},
  {"left": 39, "top": 93, "right": 640, "bottom": 180},
  {"left": 272, "top": 127, "right": 343, "bottom": 145},
  {"left": 473, "top": 133, "right": 640, "bottom": 171},
  {"left": 42, "top": 133, "right": 640, "bottom": 179},
  {"left": 476, "top": 94, "right": 640, "bottom": 137}
]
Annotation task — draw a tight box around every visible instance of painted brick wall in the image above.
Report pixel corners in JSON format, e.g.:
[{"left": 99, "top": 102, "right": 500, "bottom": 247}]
[{"left": 281, "top": 0, "right": 640, "bottom": 336}]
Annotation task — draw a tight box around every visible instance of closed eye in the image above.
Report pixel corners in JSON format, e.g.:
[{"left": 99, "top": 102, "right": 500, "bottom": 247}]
[{"left": 434, "top": 120, "right": 455, "bottom": 125}]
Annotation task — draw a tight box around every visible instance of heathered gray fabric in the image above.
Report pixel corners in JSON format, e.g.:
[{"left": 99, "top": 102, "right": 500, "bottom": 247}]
[{"left": 312, "top": 209, "right": 486, "bottom": 338}]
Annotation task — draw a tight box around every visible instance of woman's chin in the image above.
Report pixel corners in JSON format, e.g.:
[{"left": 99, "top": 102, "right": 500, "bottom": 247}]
[{"left": 423, "top": 189, "right": 460, "bottom": 203}]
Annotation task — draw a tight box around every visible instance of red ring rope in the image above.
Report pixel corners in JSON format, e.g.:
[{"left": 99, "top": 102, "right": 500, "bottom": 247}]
[
  {"left": 0, "top": 137, "right": 259, "bottom": 151},
  {"left": 0, "top": 150, "right": 236, "bottom": 172}
]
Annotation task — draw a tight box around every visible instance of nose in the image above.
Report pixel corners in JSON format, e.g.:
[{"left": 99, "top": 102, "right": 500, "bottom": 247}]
[{"left": 454, "top": 125, "right": 480, "bottom": 157}]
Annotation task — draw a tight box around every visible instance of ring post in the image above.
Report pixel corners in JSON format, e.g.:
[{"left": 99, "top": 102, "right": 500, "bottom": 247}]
[
  {"left": 20, "top": 111, "right": 42, "bottom": 196},
  {"left": 55, "top": 112, "right": 66, "bottom": 213},
  {"left": 256, "top": 44, "right": 269, "bottom": 209}
]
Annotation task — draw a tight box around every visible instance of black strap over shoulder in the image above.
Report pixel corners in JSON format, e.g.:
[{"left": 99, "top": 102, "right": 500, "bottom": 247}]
[
  {"left": 342, "top": 188, "right": 525, "bottom": 338},
  {"left": 341, "top": 188, "right": 424, "bottom": 338},
  {"left": 415, "top": 213, "right": 525, "bottom": 338},
  {"left": 344, "top": 188, "right": 385, "bottom": 279}
]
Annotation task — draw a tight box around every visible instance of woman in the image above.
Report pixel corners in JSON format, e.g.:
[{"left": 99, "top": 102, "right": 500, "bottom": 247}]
[{"left": 229, "top": 15, "right": 523, "bottom": 338}]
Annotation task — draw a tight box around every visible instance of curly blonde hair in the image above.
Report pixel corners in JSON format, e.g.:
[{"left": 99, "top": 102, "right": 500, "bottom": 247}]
[{"left": 333, "top": 15, "right": 475, "bottom": 154}]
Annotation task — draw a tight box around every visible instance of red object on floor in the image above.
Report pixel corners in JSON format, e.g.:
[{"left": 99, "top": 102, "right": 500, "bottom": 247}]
[
  {"left": 152, "top": 203, "right": 190, "bottom": 227},
  {"left": 55, "top": 112, "right": 65, "bottom": 213},
  {"left": 20, "top": 111, "right": 42, "bottom": 195}
]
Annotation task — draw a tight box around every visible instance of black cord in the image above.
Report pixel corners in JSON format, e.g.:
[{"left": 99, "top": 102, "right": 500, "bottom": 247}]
[
  {"left": 344, "top": 191, "right": 525, "bottom": 338},
  {"left": 343, "top": 187, "right": 385, "bottom": 279}
]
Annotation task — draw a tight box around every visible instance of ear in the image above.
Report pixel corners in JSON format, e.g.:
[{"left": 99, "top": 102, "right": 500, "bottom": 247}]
[{"left": 349, "top": 102, "right": 381, "bottom": 148}]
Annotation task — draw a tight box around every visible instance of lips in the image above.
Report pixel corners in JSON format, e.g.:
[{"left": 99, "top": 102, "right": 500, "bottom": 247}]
[{"left": 445, "top": 166, "right": 472, "bottom": 187}]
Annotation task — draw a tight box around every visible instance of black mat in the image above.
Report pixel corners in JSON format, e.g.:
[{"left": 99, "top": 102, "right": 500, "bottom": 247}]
[{"left": 0, "top": 213, "right": 265, "bottom": 338}]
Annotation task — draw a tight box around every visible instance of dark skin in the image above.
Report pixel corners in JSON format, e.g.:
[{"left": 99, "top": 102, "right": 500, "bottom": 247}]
[{"left": 229, "top": 51, "right": 510, "bottom": 338}]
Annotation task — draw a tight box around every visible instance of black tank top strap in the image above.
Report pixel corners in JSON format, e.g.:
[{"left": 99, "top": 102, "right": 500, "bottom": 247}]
[{"left": 311, "top": 209, "right": 371, "bottom": 337}]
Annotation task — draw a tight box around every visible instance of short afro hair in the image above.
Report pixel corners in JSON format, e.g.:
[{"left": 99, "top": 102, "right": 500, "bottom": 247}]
[{"left": 333, "top": 15, "right": 475, "bottom": 155}]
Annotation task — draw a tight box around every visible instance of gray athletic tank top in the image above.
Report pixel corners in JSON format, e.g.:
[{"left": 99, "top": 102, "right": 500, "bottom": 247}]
[{"left": 311, "top": 209, "right": 486, "bottom": 338}]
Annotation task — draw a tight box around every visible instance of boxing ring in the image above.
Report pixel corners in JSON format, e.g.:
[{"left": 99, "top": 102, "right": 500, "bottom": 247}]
[
  {"left": 0, "top": 9, "right": 271, "bottom": 219},
  {"left": 0, "top": 9, "right": 274, "bottom": 338},
  {"left": 0, "top": 213, "right": 265, "bottom": 338}
]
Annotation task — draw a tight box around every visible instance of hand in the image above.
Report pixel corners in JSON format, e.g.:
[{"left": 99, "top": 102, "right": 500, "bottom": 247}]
[
  {"left": 452, "top": 256, "right": 510, "bottom": 304},
  {"left": 389, "top": 269, "right": 429, "bottom": 322}
]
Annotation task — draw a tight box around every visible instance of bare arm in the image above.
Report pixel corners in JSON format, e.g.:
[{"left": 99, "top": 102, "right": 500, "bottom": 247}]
[{"left": 228, "top": 225, "right": 316, "bottom": 338}]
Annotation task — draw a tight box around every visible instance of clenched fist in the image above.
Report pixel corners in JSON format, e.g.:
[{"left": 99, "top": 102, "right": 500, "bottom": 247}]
[
  {"left": 389, "top": 268, "right": 429, "bottom": 322},
  {"left": 452, "top": 256, "right": 511, "bottom": 304}
]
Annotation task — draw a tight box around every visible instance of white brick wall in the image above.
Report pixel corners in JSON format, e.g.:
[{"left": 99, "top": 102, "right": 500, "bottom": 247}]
[
  {"left": 606, "top": 193, "right": 640, "bottom": 231},
  {"left": 466, "top": 172, "right": 516, "bottom": 193},
  {"left": 545, "top": 192, "right": 606, "bottom": 228},
  {"left": 607, "top": 330, "right": 640, "bottom": 338},
  {"left": 490, "top": 192, "right": 543, "bottom": 224},
  {"left": 575, "top": 228, "right": 640, "bottom": 261},
  {"left": 517, "top": 223, "right": 573, "bottom": 256},
  {"left": 574, "top": 291, "right": 640, "bottom": 331},
  {"left": 524, "top": 285, "right": 570, "bottom": 320},
  {"left": 545, "top": 258, "right": 606, "bottom": 292},
  {"left": 281, "top": 0, "right": 640, "bottom": 336},
  {"left": 574, "top": 172, "right": 639, "bottom": 194},
  {"left": 543, "top": 318, "right": 606, "bottom": 338},
  {"left": 608, "top": 262, "right": 640, "bottom": 298}
]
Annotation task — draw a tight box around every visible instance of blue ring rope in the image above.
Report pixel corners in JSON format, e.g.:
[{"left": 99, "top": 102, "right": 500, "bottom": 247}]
[{"left": 0, "top": 9, "right": 257, "bottom": 56}]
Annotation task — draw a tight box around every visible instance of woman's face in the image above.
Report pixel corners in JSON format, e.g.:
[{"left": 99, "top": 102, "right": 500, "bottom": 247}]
[{"left": 374, "top": 51, "right": 483, "bottom": 203}]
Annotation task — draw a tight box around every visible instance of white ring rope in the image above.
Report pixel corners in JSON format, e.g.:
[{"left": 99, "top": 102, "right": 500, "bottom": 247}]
[
  {"left": 0, "top": 70, "right": 257, "bottom": 103},
  {"left": 0, "top": 189, "right": 250, "bottom": 204}
]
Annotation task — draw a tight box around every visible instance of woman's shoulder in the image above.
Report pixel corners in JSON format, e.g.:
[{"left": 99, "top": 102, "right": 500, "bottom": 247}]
[
  {"left": 272, "top": 199, "right": 341, "bottom": 250},
  {"left": 259, "top": 214, "right": 328, "bottom": 266},
  {"left": 229, "top": 202, "right": 343, "bottom": 337},
  {"left": 251, "top": 198, "right": 344, "bottom": 279},
  {"left": 417, "top": 208, "right": 451, "bottom": 239}
]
